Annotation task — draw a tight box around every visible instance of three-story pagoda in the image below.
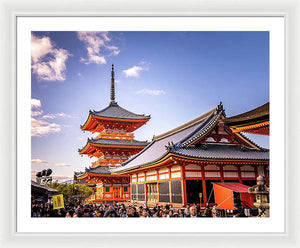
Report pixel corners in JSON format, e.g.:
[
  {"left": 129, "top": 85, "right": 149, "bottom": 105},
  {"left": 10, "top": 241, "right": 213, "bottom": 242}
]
[{"left": 76, "top": 65, "right": 150, "bottom": 203}]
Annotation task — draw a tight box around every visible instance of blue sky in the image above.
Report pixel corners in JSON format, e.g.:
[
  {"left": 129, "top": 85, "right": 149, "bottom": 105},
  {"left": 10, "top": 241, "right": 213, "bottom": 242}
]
[{"left": 31, "top": 31, "right": 269, "bottom": 181}]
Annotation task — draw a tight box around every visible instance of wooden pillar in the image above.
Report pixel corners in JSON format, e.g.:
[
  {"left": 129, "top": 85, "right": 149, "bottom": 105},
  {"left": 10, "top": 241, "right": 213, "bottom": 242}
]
[
  {"left": 264, "top": 165, "right": 269, "bottom": 186},
  {"left": 220, "top": 164, "right": 224, "bottom": 183},
  {"left": 238, "top": 165, "right": 242, "bottom": 183},
  {"left": 156, "top": 169, "right": 159, "bottom": 204},
  {"left": 145, "top": 175, "right": 147, "bottom": 205},
  {"left": 119, "top": 186, "right": 122, "bottom": 200},
  {"left": 181, "top": 164, "right": 187, "bottom": 205},
  {"left": 254, "top": 165, "right": 258, "bottom": 178},
  {"left": 168, "top": 166, "right": 172, "bottom": 204},
  {"left": 201, "top": 164, "right": 207, "bottom": 205}
]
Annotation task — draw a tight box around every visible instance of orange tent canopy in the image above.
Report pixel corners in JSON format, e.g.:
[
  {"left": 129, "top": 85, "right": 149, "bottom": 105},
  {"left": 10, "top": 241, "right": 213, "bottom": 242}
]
[{"left": 213, "top": 183, "right": 256, "bottom": 210}]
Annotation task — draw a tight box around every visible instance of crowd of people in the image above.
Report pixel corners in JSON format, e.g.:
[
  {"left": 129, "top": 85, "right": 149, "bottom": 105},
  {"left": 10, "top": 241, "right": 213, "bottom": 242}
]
[{"left": 31, "top": 202, "right": 232, "bottom": 218}]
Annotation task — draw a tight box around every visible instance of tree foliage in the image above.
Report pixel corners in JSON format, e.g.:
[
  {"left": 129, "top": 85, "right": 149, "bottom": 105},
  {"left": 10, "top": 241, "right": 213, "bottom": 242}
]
[{"left": 48, "top": 182, "right": 92, "bottom": 205}]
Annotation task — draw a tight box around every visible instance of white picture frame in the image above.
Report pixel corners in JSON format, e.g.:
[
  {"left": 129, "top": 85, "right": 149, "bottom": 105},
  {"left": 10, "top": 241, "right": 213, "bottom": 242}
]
[{"left": 0, "top": 0, "right": 299, "bottom": 247}]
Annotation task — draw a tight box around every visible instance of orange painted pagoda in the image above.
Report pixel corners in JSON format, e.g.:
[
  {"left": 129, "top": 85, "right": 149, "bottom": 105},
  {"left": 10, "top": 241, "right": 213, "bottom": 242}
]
[{"left": 76, "top": 65, "right": 150, "bottom": 203}]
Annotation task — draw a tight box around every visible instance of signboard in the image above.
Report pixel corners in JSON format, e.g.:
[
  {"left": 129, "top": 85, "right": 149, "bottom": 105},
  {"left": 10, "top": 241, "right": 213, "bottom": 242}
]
[{"left": 52, "top": 194, "right": 64, "bottom": 209}]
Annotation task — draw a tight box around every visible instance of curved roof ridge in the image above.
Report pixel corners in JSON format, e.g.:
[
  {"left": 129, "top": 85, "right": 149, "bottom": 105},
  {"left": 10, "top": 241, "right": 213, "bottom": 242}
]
[
  {"left": 223, "top": 102, "right": 269, "bottom": 123},
  {"left": 90, "top": 137, "right": 148, "bottom": 143},
  {"left": 178, "top": 110, "right": 222, "bottom": 148},
  {"left": 154, "top": 107, "right": 217, "bottom": 141}
]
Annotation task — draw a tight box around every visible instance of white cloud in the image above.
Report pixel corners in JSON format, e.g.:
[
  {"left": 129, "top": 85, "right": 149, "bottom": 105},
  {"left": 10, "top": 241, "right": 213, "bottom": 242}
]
[
  {"left": 136, "top": 88, "right": 166, "bottom": 96},
  {"left": 77, "top": 31, "right": 120, "bottom": 65},
  {"left": 31, "top": 98, "right": 62, "bottom": 137},
  {"left": 52, "top": 175, "right": 73, "bottom": 182},
  {"left": 31, "top": 158, "right": 48, "bottom": 164},
  {"left": 31, "top": 110, "right": 43, "bottom": 117},
  {"left": 42, "top": 113, "right": 71, "bottom": 119},
  {"left": 31, "top": 118, "right": 61, "bottom": 137},
  {"left": 31, "top": 36, "right": 53, "bottom": 63},
  {"left": 31, "top": 98, "right": 72, "bottom": 137},
  {"left": 31, "top": 34, "right": 71, "bottom": 81},
  {"left": 31, "top": 99, "right": 41, "bottom": 109},
  {"left": 31, "top": 98, "right": 44, "bottom": 117},
  {"left": 123, "top": 61, "right": 150, "bottom": 78},
  {"left": 123, "top": 66, "right": 143, "bottom": 77},
  {"left": 54, "top": 163, "right": 71, "bottom": 167}
]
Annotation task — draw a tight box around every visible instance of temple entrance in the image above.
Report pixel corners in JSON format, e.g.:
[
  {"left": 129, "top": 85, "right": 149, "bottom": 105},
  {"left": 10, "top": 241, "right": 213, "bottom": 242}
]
[
  {"left": 113, "top": 187, "right": 121, "bottom": 199},
  {"left": 186, "top": 180, "right": 204, "bottom": 204},
  {"left": 242, "top": 180, "right": 257, "bottom": 187},
  {"left": 147, "top": 183, "right": 158, "bottom": 203},
  {"left": 206, "top": 180, "right": 221, "bottom": 203}
]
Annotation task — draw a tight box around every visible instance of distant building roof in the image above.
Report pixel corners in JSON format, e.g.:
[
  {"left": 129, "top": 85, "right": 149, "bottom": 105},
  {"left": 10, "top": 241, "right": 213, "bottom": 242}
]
[
  {"left": 60, "top": 179, "right": 74, "bottom": 185},
  {"left": 223, "top": 102, "right": 269, "bottom": 126},
  {"left": 31, "top": 180, "right": 58, "bottom": 194},
  {"left": 222, "top": 102, "right": 269, "bottom": 135}
]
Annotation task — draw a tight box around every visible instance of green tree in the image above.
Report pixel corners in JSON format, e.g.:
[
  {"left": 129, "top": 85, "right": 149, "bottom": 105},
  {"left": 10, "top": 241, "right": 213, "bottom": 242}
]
[{"left": 49, "top": 183, "right": 92, "bottom": 205}]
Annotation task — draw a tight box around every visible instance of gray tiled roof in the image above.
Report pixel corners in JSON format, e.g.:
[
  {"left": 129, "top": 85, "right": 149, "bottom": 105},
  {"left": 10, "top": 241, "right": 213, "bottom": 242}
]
[
  {"left": 112, "top": 103, "right": 268, "bottom": 173},
  {"left": 89, "top": 138, "right": 149, "bottom": 147},
  {"left": 31, "top": 180, "right": 58, "bottom": 193},
  {"left": 79, "top": 138, "right": 149, "bottom": 153},
  {"left": 171, "top": 144, "right": 269, "bottom": 160},
  {"left": 91, "top": 102, "right": 150, "bottom": 120},
  {"left": 86, "top": 166, "right": 111, "bottom": 174},
  {"left": 112, "top": 111, "right": 216, "bottom": 173}
]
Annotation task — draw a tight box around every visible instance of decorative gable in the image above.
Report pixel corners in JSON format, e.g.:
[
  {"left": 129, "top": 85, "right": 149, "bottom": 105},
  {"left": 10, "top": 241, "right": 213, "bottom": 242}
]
[{"left": 191, "top": 122, "right": 259, "bottom": 149}]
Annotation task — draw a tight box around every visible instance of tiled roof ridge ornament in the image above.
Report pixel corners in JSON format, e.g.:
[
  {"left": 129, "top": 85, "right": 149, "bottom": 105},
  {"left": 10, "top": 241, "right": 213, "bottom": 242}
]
[
  {"left": 165, "top": 141, "right": 175, "bottom": 151},
  {"left": 110, "top": 64, "right": 117, "bottom": 105},
  {"left": 200, "top": 143, "right": 207, "bottom": 150},
  {"left": 240, "top": 145, "right": 250, "bottom": 152},
  {"left": 216, "top": 101, "right": 226, "bottom": 116}
]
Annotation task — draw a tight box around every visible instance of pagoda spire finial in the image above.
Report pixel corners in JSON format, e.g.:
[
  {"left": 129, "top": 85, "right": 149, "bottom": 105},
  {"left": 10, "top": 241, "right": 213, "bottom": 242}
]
[{"left": 110, "top": 64, "right": 116, "bottom": 105}]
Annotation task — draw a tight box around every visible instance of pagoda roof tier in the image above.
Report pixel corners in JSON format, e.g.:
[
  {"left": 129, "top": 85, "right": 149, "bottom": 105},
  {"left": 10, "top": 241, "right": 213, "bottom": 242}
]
[
  {"left": 79, "top": 138, "right": 149, "bottom": 155},
  {"left": 81, "top": 65, "right": 150, "bottom": 133},
  {"left": 112, "top": 103, "right": 268, "bottom": 174},
  {"left": 81, "top": 102, "right": 150, "bottom": 133},
  {"left": 76, "top": 166, "right": 129, "bottom": 180},
  {"left": 92, "top": 102, "right": 150, "bottom": 120}
]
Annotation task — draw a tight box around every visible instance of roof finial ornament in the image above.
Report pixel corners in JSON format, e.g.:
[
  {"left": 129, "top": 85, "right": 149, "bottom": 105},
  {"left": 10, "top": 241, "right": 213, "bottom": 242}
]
[
  {"left": 110, "top": 64, "right": 116, "bottom": 105},
  {"left": 217, "top": 101, "right": 224, "bottom": 113}
]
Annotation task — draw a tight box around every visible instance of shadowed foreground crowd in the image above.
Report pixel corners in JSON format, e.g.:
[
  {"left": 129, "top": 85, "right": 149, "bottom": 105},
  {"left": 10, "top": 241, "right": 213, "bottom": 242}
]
[{"left": 31, "top": 202, "right": 249, "bottom": 218}]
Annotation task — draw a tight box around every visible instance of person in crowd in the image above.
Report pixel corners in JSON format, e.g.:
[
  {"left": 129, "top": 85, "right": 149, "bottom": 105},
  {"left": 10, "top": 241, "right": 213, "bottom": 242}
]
[
  {"left": 184, "top": 204, "right": 190, "bottom": 217},
  {"left": 203, "top": 204, "right": 212, "bottom": 217},
  {"left": 140, "top": 208, "right": 149, "bottom": 218},
  {"left": 189, "top": 206, "right": 198, "bottom": 218},
  {"left": 31, "top": 201, "right": 252, "bottom": 218},
  {"left": 168, "top": 209, "right": 174, "bottom": 218},
  {"left": 212, "top": 204, "right": 218, "bottom": 217}
]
